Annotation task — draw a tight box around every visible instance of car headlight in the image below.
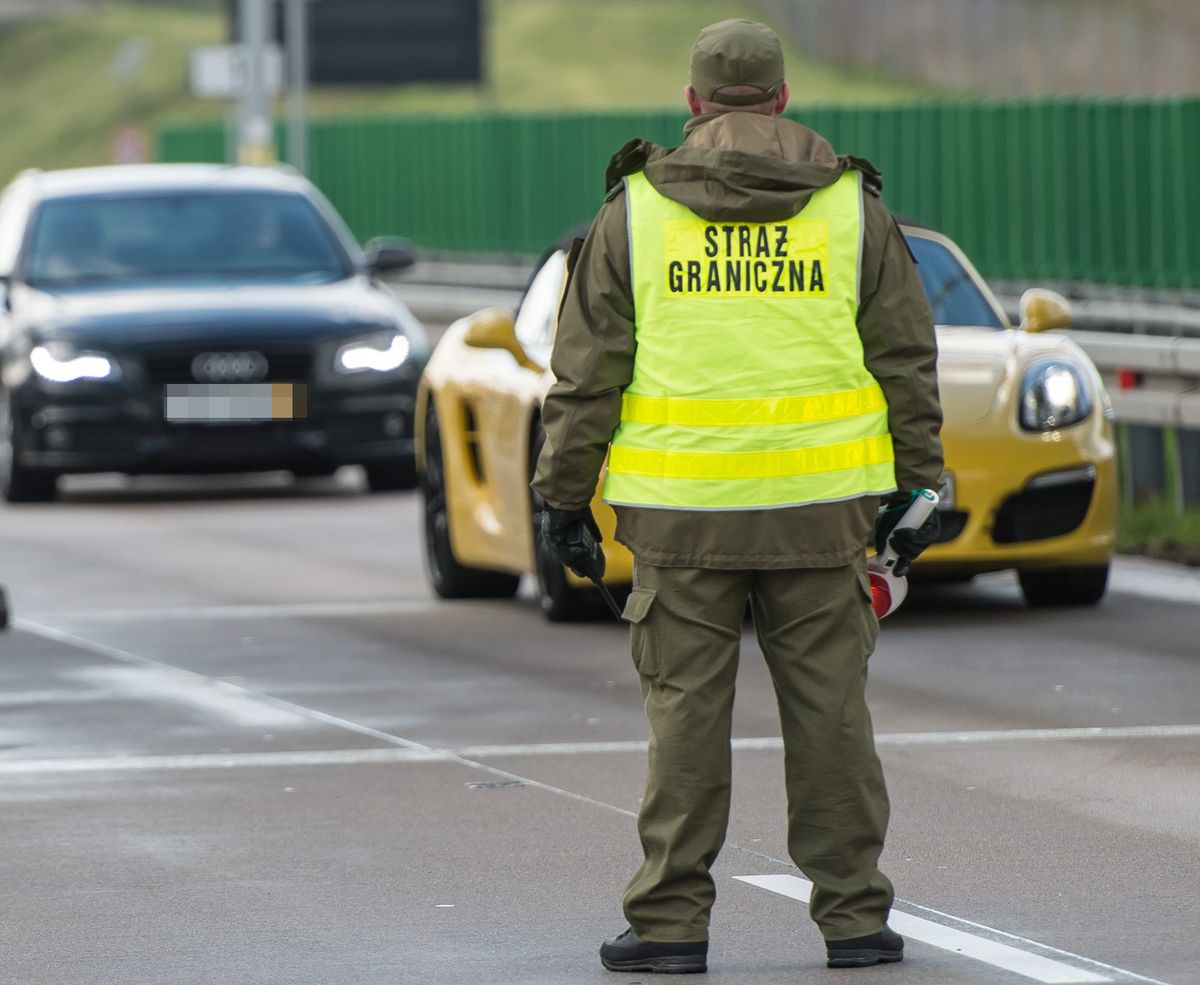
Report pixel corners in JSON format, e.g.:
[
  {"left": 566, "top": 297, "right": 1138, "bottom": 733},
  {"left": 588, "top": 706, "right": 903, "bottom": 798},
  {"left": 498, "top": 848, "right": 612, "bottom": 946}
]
[
  {"left": 30, "top": 344, "right": 120, "bottom": 383},
  {"left": 335, "top": 332, "right": 411, "bottom": 374},
  {"left": 1019, "top": 360, "right": 1091, "bottom": 431}
]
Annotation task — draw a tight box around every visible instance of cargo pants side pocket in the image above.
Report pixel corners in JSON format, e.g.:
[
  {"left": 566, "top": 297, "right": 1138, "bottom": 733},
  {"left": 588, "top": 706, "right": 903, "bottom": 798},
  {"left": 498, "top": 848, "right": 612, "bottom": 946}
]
[{"left": 623, "top": 587, "right": 658, "bottom": 684}]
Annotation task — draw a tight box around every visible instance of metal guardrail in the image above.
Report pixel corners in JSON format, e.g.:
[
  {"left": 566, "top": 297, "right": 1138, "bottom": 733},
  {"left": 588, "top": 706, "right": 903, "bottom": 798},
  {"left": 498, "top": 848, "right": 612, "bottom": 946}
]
[
  {"left": 1070, "top": 331, "right": 1200, "bottom": 430},
  {"left": 1068, "top": 330, "right": 1200, "bottom": 507}
]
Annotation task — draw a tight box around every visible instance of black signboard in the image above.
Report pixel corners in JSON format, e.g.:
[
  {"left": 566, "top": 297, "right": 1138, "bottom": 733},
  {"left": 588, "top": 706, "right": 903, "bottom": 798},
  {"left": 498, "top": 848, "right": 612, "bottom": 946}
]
[{"left": 231, "top": 0, "right": 483, "bottom": 85}]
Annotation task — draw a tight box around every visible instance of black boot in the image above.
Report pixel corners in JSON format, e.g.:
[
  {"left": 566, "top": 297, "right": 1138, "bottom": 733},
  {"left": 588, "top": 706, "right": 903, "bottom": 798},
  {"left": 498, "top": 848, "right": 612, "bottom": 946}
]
[
  {"left": 600, "top": 928, "right": 708, "bottom": 974},
  {"left": 826, "top": 926, "right": 904, "bottom": 968}
]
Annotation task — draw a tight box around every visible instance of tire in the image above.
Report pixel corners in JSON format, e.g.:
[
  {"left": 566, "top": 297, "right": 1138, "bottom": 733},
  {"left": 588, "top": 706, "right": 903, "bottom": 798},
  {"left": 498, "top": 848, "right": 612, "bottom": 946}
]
[
  {"left": 420, "top": 401, "right": 520, "bottom": 600},
  {"left": 0, "top": 587, "right": 9, "bottom": 630},
  {"left": 0, "top": 397, "right": 57, "bottom": 503},
  {"left": 528, "top": 425, "right": 613, "bottom": 622},
  {"left": 364, "top": 456, "right": 418, "bottom": 492},
  {"left": 1018, "top": 564, "right": 1110, "bottom": 607}
]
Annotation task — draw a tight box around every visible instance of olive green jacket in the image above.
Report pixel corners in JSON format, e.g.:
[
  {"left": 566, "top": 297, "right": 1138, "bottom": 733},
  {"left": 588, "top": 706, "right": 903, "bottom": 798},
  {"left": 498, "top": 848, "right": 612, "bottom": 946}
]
[{"left": 532, "top": 112, "right": 943, "bottom": 568}]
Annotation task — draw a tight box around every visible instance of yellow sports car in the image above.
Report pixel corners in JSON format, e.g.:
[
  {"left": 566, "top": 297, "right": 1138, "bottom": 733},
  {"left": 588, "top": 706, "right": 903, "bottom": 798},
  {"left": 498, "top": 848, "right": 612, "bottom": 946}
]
[{"left": 416, "top": 224, "right": 1116, "bottom": 618}]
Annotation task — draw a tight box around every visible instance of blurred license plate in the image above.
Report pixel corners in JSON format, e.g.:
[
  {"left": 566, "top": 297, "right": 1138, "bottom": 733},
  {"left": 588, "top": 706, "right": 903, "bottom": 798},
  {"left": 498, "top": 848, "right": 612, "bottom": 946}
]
[{"left": 164, "top": 383, "right": 307, "bottom": 422}]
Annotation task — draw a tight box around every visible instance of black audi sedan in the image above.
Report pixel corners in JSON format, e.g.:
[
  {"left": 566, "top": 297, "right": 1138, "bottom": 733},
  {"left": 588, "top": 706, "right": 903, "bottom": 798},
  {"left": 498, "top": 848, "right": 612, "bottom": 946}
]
[{"left": 0, "top": 164, "right": 429, "bottom": 501}]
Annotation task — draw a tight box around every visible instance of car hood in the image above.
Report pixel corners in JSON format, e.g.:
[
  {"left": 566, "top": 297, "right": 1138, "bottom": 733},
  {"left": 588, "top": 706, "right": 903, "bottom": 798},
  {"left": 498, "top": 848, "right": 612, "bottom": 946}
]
[
  {"left": 16, "top": 277, "right": 418, "bottom": 348},
  {"left": 935, "top": 326, "right": 1085, "bottom": 424}
]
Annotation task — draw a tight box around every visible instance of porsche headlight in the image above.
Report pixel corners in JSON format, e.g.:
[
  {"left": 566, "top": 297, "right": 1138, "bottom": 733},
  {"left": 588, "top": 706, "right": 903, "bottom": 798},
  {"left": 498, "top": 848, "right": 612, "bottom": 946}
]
[
  {"left": 335, "top": 332, "right": 411, "bottom": 374},
  {"left": 31, "top": 344, "right": 120, "bottom": 383},
  {"left": 1019, "top": 360, "right": 1091, "bottom": 431}
]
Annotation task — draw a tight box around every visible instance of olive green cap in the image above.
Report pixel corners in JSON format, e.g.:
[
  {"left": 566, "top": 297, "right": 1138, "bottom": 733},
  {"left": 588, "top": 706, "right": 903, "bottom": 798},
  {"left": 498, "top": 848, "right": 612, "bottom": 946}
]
[{"left": 689, "top": 19, "right": 784, "bottom": 106}]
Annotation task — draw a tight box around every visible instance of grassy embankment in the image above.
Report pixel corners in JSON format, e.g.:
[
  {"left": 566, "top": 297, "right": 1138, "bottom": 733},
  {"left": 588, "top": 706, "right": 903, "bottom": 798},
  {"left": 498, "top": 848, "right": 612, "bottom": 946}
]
[
  {"left": 1119, "top": 502, "right": 1200, "bottom": 567},
  {"left": 0, "top": 0, "right": 936, "bottom": 185},
  {"left": 1116, "top": 430, "right": 1200, "bottom": 565}
]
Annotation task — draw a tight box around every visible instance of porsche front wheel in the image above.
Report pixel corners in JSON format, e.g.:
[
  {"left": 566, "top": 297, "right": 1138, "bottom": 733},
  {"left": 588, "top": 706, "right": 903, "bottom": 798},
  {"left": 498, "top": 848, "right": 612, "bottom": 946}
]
[
  {"left": 1018, "top": 564, "right": 1109, "bottom": 607},
  {"left": 420, "top": 402, "right": 520, "bottom": 600}
]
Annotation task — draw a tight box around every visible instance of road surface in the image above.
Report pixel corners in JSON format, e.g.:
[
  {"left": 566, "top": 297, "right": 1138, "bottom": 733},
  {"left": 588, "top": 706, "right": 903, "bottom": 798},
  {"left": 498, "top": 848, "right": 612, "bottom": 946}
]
[{"left": 1, "top": 471, "right": 1197, "bottom": 984}]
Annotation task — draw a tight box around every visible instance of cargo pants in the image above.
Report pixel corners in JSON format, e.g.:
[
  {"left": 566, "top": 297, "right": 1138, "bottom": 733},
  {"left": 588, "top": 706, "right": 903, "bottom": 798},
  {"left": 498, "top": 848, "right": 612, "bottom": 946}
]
[{"left": 620, "top": 557, "right": 894, "bottom": 943}]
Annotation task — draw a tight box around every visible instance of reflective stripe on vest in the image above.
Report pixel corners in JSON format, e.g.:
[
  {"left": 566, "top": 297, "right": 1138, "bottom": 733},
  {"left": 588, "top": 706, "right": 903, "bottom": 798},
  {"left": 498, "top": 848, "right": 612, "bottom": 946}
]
[{"left": 603, "top": 169, "right": 896, "bottom": 511}]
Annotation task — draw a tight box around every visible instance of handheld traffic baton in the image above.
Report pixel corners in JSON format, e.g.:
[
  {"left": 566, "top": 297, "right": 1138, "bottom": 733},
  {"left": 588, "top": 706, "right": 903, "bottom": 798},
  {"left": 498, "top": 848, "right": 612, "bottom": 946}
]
[
  {"left": 867, "top": 488, "right": 939, "bottom": 619},
  {"left": 591, "top": 576, "right": 626, "bottom": 621},
  {"left": 576, "top": 524, "right": 626, "bottom": 621}
]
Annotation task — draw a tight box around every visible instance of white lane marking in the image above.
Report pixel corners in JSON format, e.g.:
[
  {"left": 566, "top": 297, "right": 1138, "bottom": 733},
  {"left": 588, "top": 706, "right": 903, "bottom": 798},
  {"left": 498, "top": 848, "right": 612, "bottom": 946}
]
[
  {"left": 876, "top": 723, "right": 1200, "bottom": 746},
  {"left": 0, "top": 748, "right": 450, "bottom": 775},
  {"left": 456, "top": 740, "right": 651, "bottom": 757},
  {"left": 20, "top": 599, "right": 441, "bottom": 623},
  {"left": 10, "top": 723, "right": 1200, "bottom": 776},
  {"left": 0, "top": 689, "right": 115, "bottom": 707},
  {"left": 893, "top": 897, "right": 1178, "bottom": 985},
  {"left": 735, "top": 874, "right": 1110, "bottom": 984},
  {"left": 64, "top": 666, "right": 309, "bottom": 728},
  {"left": 454, "top": 723, "right": 1200, "bottom": 759},
  {"left": 1110, "top": 558, "right": 1200, "bottom": 606},
  {"left": 14, "top": 619, "right": 433, "bottom": 752}
]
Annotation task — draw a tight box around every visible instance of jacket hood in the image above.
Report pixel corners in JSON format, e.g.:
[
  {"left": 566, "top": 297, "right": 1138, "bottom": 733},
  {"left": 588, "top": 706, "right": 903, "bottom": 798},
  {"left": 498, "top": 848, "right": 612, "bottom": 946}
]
[{"left": 605, "top": 113, "right": 881, "bottom": 224}]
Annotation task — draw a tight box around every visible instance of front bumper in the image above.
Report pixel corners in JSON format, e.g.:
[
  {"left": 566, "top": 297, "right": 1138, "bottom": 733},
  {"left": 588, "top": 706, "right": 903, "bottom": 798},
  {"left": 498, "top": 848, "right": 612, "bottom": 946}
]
[
  {"left": 12, "top": 379, "right": 418, "bottom": 475},
  {"left": 917, "top": 418, "right": 1117, "bottom": 575}
]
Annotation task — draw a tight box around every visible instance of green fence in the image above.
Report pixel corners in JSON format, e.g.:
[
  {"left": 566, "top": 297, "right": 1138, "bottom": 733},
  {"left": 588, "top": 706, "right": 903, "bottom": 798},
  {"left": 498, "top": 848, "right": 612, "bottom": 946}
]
[{"left": 157, "top": 97, "right": 1200, "bottom": 290}]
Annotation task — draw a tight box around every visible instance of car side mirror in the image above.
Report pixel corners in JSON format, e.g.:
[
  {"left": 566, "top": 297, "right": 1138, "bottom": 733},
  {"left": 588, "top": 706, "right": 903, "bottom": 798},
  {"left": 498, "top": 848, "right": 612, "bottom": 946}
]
[
  {"left": 463, "top": 309, "right": 540, "bottom": 371},
  {"left": 1019, "top": 288, "right": 1073, "bottom": 333},
  {"left": 364, "top": 237, "right": 417, "bottom": 276}
]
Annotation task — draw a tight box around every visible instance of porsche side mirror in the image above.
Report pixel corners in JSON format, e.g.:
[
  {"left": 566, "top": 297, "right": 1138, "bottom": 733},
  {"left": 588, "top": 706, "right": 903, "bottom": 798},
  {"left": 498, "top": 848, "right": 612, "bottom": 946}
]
[
  {"left": 463, "top": 309, "right": 540, "bottom": 371},
  {"left": 364, "top": 237, "right": 417, "bottom": 276},
  {"left": 1019, "top": 288, "right": 1073, "bottom": 333}
]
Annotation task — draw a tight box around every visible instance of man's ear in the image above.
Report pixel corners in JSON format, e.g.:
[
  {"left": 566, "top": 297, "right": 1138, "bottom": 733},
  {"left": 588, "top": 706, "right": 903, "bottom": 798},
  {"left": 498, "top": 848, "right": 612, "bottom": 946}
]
[
  {"left": 774, "top": 82, "right": 790, "bottom": 116},
  {"left": 684, "top": 84, "right": 704, "bottom": 116}
]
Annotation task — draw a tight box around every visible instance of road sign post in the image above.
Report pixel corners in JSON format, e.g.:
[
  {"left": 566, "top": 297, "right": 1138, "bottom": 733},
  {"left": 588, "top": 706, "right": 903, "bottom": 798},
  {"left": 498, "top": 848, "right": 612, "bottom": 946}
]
[
  {"left": 237, "top": 0, "right": 274, "bottom": 165},
  {"left": 285, "top": 0, "right": 309, "bottom": 174}
]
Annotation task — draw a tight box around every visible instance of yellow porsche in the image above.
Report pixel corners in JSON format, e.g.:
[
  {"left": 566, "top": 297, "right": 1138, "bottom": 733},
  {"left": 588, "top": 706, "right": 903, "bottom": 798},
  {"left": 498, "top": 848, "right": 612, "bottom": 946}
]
[{"left": 416, "top": 224, "right": 1116, "bottom": 619}]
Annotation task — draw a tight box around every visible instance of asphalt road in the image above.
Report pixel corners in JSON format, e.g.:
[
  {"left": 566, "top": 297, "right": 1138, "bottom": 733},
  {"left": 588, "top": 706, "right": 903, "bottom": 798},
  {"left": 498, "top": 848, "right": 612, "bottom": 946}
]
[{"left": 1, "top": 471, "right": 1198, "bottom": 985}]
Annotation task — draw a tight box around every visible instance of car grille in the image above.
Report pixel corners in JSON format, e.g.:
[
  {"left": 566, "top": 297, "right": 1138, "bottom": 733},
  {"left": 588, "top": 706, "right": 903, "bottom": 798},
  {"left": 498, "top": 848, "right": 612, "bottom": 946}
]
[
  {"left": 162, "top": 422, "right": 302, "bottom": 458},
  {"left": 992, "top": 478, "right": 1094, "bottom": 544},
  {"left": 325, "top": 411, "right": 409, "bottom": 445},
  {"left": 142, "top": 348, "right": 314, "bottom": 384}
]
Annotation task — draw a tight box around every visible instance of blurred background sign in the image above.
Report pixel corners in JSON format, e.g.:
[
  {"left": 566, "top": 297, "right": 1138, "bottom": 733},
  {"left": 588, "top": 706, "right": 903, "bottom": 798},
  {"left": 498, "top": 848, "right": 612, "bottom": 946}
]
[
  {"left": 190, "top": 43, "right": 284, "bottom": 100},
  {"left": 228, "top": 0, "right": 483, "bottom": 85}
]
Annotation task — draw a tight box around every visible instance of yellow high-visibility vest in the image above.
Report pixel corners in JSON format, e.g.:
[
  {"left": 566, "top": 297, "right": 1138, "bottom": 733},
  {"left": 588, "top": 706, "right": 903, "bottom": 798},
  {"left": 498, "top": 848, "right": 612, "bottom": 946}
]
[{"left": 603, "top": 169, "right": 896, "bottom": 510}]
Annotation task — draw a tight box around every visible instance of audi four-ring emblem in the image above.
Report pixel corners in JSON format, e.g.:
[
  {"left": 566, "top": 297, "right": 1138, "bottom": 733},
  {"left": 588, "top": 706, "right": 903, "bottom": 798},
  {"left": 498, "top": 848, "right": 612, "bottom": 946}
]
[{"left": 191, "top": 351, "right": 269, "bottom": 383}]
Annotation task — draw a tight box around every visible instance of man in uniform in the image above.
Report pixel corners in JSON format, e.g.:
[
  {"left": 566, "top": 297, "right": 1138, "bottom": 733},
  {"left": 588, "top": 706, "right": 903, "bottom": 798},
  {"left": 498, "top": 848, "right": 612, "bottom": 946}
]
[{"left": 533, "top": 18, "right": 943, "bottom": 975}]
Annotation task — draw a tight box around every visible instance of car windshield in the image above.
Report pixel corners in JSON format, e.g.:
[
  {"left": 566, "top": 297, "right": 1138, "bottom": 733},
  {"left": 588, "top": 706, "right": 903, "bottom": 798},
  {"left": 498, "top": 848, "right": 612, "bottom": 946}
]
[
  {"left": 24, "top": 190, "right": 351, "bottom": 288},
  {"left": 906, "top": 233, "right": 1006, "bottom": 330}
]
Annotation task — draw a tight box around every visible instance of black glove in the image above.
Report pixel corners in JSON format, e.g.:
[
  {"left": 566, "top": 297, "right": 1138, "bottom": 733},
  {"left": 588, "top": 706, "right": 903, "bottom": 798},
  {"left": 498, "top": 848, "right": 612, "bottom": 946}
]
[
  {"left": 874, "top": 493, "right": 941, "bottom": 578},
  {"left": 540, "top": 506, "right": 605, "bottom": 581}
]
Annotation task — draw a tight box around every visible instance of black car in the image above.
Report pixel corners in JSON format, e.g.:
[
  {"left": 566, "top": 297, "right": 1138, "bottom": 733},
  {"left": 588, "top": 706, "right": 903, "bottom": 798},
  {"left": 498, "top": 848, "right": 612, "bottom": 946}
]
[{"left": 0, "top": 164, "right": 428, "bottom": 501}]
